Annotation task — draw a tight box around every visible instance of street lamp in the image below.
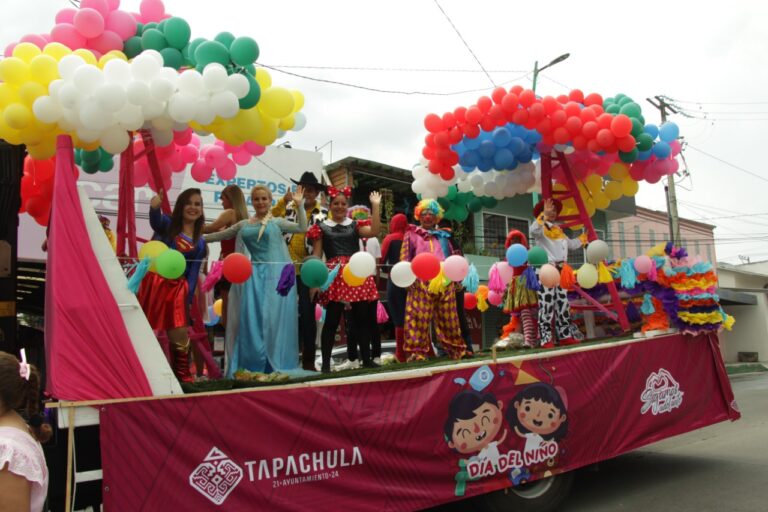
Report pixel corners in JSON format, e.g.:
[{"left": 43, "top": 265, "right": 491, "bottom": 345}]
[{"left": 532, "top": 53, "right": 570, "bottom": 93}]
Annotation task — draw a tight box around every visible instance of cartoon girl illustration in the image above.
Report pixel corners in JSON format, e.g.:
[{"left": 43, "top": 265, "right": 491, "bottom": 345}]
[
  {"left": 444, "top": 390, "right": 508, "bottom": 465},
  {"left": 506, "top": 382, "right": 568, "bottom": 455}
]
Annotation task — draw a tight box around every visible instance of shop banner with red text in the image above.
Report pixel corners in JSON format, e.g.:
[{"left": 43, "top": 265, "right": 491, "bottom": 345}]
[{"left": 100, "top": 333, "right": 739, "bottom": 511}]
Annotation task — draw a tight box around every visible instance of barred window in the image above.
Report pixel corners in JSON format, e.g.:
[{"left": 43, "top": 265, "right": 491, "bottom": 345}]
[{"left": 481, "top": 213, "right": 529, "bottom": 258}]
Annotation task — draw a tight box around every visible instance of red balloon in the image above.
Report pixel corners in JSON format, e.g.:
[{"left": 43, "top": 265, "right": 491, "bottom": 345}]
[
  {"left": 582, "top": 121, "right": 599, "bottom": 139},
  {"left": 424, "top": 133, "right": 436, "bottom": 147},
  {"left": 488, "top": 104, "right": 505, "bottom": 121},
  {"left": 550, "top": 110, "right": 567, "bottom": 127},
  {"left": 465, "top": 107, "right": 482, "bottom": 125},
  {"left": 536, "top": 118, "right": 553, "bottom": 135},
  {"left": 587, "top": 139, "right": 601, "bottom": 153},
  {"left": 553, "top": 127, "right": 570, "bottom": 144},
  {"left": 428, "top": 159, "right": 445, "bottom": 174},
  {"left": 565, "top": 115, "right": 583, "bottom": 135},
  {"left": 542, "top": 96, "right": 559, "bottom": 115},
  {"left": 442, "top": 112, "right": 456, "bottom": 130},
  {"left": 519, "top": 89, "right": 536, "bottom": 107},
  {"left": 223, "top": 253, "right": 252, "bottom": 284},
  {"left": 449, "top": 127, "right": 463, "bottom": 144},
  {"left": 422, "top": 146, "right": 436, "bottom": 160},
  {"left": 491, "top": 86, "right": 507, "bottom": 104},
  {"left": 424, "top": 113, "right": 443, "bottom": 133},
  {"left": 434, "top": 131, "right": 451, "bottom": 147},
  {"left": 617, "top": 135, "right": 636, "bottom": 152},
  {"left": 411, "top": 253, "right": 440, "bottom": 281},
  {"left": 610, "top": 114, "right": 632, "bottom": 138},
  {"left": 440, "top": 167, "right": 455, "bottom": 180},
  {"left": 454, "top": 107, "right": 467, "bottom": 124},
  {"left": 556, "top": 94, "right": 569, "bottom": 104},
  {"left": 597, "top": 113, "right": 613, "bottom": 130},
  {"left": 480, "top": 116, "right": 496, "bottom": 132},
  {"left": 596, "top": 129, "right": 615, "bottom": 148},
  {"left": 572, "top": 135, "right": 588, "bottom": 150},
  {"left": 25, "top": 196, "right": 50, "bottom": 219},
  {"left": 580, "top": 107, "right": 597, "bottom": 123},
  {"left": 464, "top": 292, "right": 478, "bottom": 310},
  {"left": 528, "top": 103, "right": 545, "bottom": 120},
  {"left": 463, "top": 124, "right": 480, "bottom": 138},
  {"left": 510, "top": 85, "right": 524, "bottom": 95},
  {"left": 477, "top": 96, "right": 492, "bottom": 113},
  {"left": 512, "top": 109, "right": 529, "bottom": 125},
  {"left": 584, "top": 93, "right": 603, "bottom": 106},
  {"left": 501, "top": 93, "right": 519, "bottom": 112},
  {"left": 568, "top": 89, "right": 585, "bottom": 104}
]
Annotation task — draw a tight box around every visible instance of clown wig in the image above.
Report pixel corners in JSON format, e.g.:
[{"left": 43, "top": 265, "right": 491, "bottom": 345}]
[
  {"left": 414, "top": 199, "right": 444, "bottom": 221},
  {"left": 347, "top": 204, "right": 371, "bottom": 221}
]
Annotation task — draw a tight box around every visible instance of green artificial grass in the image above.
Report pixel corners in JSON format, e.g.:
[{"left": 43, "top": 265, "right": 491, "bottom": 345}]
[{"left": 726, "top": 363, "right": 768, "bottom": 376}]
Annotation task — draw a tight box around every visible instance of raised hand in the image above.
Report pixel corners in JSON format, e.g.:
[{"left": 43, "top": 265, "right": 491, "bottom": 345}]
[
  {"left": 293, "top": 186, "right": 305, "bottom": 204},
  {"left": 150, "top": 191, "right": 163, "bottom": 209},
  {"left": 369, "top": 191, "right": 382, "bottom": 206},
  {"left": 283, "top": 189, "right": 293, "bottom": 204}
]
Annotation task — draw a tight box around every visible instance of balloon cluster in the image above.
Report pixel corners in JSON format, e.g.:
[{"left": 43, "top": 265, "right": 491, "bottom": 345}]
[
  {"left": 138, "top": 239, "right": 186, "bottom": 279},
  {"left": 18, "top": 155, "right": 73, "bottom": 226},
  {"left": 74, "top": 147, "right": 115, "bottom": 174}
]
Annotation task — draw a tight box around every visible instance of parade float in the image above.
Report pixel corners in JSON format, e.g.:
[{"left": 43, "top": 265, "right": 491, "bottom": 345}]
[{"left": 1, "top": 1, "right": 738, "bottom": 510}]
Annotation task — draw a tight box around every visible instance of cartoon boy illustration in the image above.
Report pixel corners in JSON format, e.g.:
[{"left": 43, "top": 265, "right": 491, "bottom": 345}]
[{"left": 507, "top": 382, "right": 568, "bottom": 456}]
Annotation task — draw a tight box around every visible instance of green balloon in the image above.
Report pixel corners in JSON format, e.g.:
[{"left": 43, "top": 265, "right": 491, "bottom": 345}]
[
  {"left": 214, "top": 31, "right": 236, "bottom": 48},
  {"left": 186, "top": 37, "right": 207, "bottom": 65},
  {"left": 618, "top": 95, "right": 634, "bottom": 106},
  {"left": 135, "top": 23, "right": 144, "bottom": 36},
  {"left": 141, "top": 29, "right": 167, "bottom": 51},
  {"left": 480, "top": 196, "right": 497, "bottom": 208},
  {"left": 163, "top": 17, "right": 191, "bottom": 50},
  {"left": 160, "top": 47, "right": 183, "bottom": 70},
  {"left": 98, "top": 155, "right": 114, "bottom": 172},
  {"left": 636, "top": 133, "right": 654, "bottom": 152},
  {"left": 81, "top": 160, "right": 99, "bottom": 174},
  {"left": 630, "top": 118, "right": 644, "bottom": 138},
  {"left": 605, "top": 104, "right": 620, "bottom": 114},
  {"left": 82, "top": 150, "right": 101, "bottom": 164},
  {"left": 455, "top": 206, "right": 469, "bottom": 222},
  {"left": 527, "top": 246, "right": 548, "bottom": 268},
  {"left": 229, "top": 36, "right": 259, "bottom": 66},
  {"left": 619, "top": 102, "right": 642, "bottom": 119},
  {"left": 243, "top": 63, "right": 256, "bottom": 75},
  {"left": 124, "top": 36, "right": 143, "bottom": 58},
  {"left": 467, "top": 197, "right": 482, "bottom": 213},
  {"left": 238, "top": 72, "right": 261, "bottom": 109},
  {"left": 300, "top": 259, "right": 329, "bottom": 288},
  {"left": 74, "top": 149, "right": 82, "bottom": 166},
  {"left": 144, "top": 22, "right": 158, "bottom": 31},
  {"left": 157, "top": 20, "right": 167, "bottom": 32},
  {"left": 446, "top": 185, "right": 458, "bottom": 201},
  {"left": 437, "top": 197, "right": 450, "bottom": 210},
  {"left": 195, "top": 40, "right": 230, "bottom": 67},
  {"left": 619, "top": 148, "right": 638, "bottom": 163},
  {"left": 454, "top": 192, "right": 470, "bottom": 206},
  {"left": 156, "top": 249, "right": 186, "bottom": 280}
]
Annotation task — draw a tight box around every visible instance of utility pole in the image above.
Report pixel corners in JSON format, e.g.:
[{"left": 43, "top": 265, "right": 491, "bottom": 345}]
[
  {"left": 0, "top": 140, "right": 25, "bottom": 353},
  {"left": 646, "top": 96, "right": 681, "bottom": 245}
]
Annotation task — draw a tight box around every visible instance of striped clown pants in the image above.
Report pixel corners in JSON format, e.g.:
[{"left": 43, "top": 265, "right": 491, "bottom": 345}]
[{"left": 404, "top": 280, "right": 467, "bottom": 360}]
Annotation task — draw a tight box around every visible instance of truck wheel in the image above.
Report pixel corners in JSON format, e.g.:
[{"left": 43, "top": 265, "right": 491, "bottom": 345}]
[{"left": 482, "top": 472, "right": 574, "bottom": 512}]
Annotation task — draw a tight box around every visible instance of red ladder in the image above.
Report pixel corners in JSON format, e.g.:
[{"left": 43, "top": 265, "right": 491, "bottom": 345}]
[{"left": 540, "top": 150, "right": 630, "bottom": 332}]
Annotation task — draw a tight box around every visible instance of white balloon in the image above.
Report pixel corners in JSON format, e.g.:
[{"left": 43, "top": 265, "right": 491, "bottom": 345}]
[
  {"left": 193, "top": 100, "right": 216, "bottom": 125},
  {"left": 76, "top": 127, "right": 100, "bottom": 143},
  {"left": 61, "top": 109, "right": 80, "bottom": 131},
  {"left": 151, "top": 116, "right": 174, "bottom": 131},
  {"left": 142, "top": 50, "right": 164, "bottom": 65},
  {"left": 126, "top": 81, "right": 151, "bottom": 105},
  {"left": 141, "top": 99, "right": 165, "bottom": 119},
  {"left": 131, "top": 53, "right": 161, "bottom": 82},
  {"left": 293, "top": 111, "right": 307, "bottom": 131},
  {"left": 151, "top": 128, "right": 174, "bottom": 147},
  {"left": 73, "top": 65, "right": 104, "bottom": 95},
  {"left": 58, "top": 83, "right": 80, "bottom": 109},
  {"left": 202, "top": 63, "right": 228, "bottom": 92},
  {"left": 226, "top": 73, "right": 250, "bottom": 99},
  {"left": 32, "top": 96, "right": 62, "bottom": 124},
  {"left": 100, "top": 126, "right": 130, "bottom": 154},
  {"left": 157, "top": 67, "right": 179, "bottom": 87},
  {"left": 95, "top": 83, "right": 126, "bottom": 112},
  {"left": 57, "top": 55, "right": 86, "bottom": 81},
  {"left": 390, "top": 261, "right": 416, "bottom": 288},
  {"left": 457, "top": 179, "right": 472, "bottom": 193},
  {"left": 348, "top": 251, "right": 376, "bottom": 278},
  {"left": 470, "top": 174, "right": 484, "bottom": 189},
  {"left": 586, "top": 240, "right": 610, "bottom": 264},
  {"left": 178, "top": 70, "right": 204, "bottom": 96},
  {"left": 150, "top": 77, "right": 175, "bottom": 102},
  {"left": 114, "top": 105, "right": 144, "bottom": 131},
  {"left": 210, "top": 90, "right": 239, "bottom": 119},
  {"left": 79, "top": 102, "right": 111, "bottom": 131},
  {"left": 168, "top": 94, "right": 196, "bottom": 123},
  {"left": 47, "top": 79, "right": 64, "bottom": 99},
  {"left": 103, "top": 58, "right": 132, "bottom": 83}
]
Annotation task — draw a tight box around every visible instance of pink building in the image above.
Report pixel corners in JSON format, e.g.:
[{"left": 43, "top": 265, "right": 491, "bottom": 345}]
[{"left": 607, "top": 206, "right": 716, "bottom": 264}]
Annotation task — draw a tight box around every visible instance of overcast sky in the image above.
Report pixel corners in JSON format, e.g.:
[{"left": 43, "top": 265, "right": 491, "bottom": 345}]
[{"left": 3, "top": 1, "right": 768, "bottom": 264}]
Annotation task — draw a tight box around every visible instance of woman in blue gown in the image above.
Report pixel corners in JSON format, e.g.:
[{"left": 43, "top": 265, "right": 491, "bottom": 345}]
[{"left": 204, "top": 185, "right": 308, "bottom": 376}]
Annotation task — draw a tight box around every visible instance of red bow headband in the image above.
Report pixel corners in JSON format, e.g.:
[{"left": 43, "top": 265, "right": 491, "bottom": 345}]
[{"left": 327, "top": 186, "right": 352, "bottom": 199}]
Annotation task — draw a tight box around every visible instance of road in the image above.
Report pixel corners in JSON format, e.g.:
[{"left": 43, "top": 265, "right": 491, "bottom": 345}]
[{"left": 429, "top": 372, "right": 768, "bottom": 512}]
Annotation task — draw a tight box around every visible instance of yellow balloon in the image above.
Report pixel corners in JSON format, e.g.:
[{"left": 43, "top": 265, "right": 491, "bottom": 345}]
[
  {"left": 290, "top": 90, "right": 304, "bottom": 113},
  {"left": 576, "top": 263, "right": 599, "bottom": 289},
  {"left": 19, "top": 124, "right": 44, "bottom": 146},
  {"left": 254, "top": 68, "right": 272, "bottom": 90},
  {"left": 12, "top": 42, "right": 42, "bottom": 63},
  {"left": 4, "top": 103, "right": 33, "bottom": 130},
  {"left": 43, "top": 42, "right": 71, "bottom": 60},
  {"left": 98, "top": 51, "right": 128, "bottom": 68},
  {"left": 604, "top": 180, "right": 623, "bottom": 200},
  {"left": 252, "top": 111, "right": 278, "bottom": 146},
  {"left": 584, "top": 197, "right": 596, "bottom": 217},
  {"left": 213, "top": 299, "right": 223, "bottom": 317},
  {"left": 259, "top": 87, "right": 294, "bottom": 119},
  {"left": 29, "top": 54, "right": 59, "bottom": 85},
  {"left": 342, "top": 265, "right": 366, "bottom": 287},
  {"left": 608, "top": 162, "right": 630, "bottom": 180},
  {"left": 585, "top": 174, "right": 603, "bottom": 195},
  {"left": 0, "top": 57, "right": 30, "bottom": 85},
  {"left": 593, "top": 192, "right": 610, "bottom": 210},
  {"left": 27, "top": 139, "right": 56, "bottom": 159},
  {"left": 621, "top": 178, "right": 639, "bottom": 197},
  {"left": 73, "top": 49, "right": 98, "bottom": 66},
  {"left": 18, "top": 82, "right": 47, "bottom": 107},
  {"left": 278, "top": 114, "right": 295, "bottom": 131},
  {"left": 139, "top": 241, "right": 169, "bottom": 273},
  {"left": 0, "top": 83, "right": 21, "bottom": 108}
]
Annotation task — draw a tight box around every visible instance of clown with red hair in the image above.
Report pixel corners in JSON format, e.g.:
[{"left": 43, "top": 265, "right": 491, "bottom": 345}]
[{"left": 399, "top": 199, "right": 467, "bottom": 361}]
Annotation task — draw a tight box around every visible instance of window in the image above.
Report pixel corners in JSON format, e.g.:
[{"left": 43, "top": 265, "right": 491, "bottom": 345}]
[
  {"left": 694, "top": 240, "right": 700, "bottom": 257},
  {"left": 707, "top": 244, "right": 712, "bottom": 262},
  {"left": 649, "top": 229, "right": 656, "bottom": 247},
  {"left": 481, "top": 213, "right": 529, "bottom": 258},
  {"left": 618, "top": 222, "right": 626, "bottom": 259},
  {"left": 634, "top": 225, "right": 642, "bottom": 256}
]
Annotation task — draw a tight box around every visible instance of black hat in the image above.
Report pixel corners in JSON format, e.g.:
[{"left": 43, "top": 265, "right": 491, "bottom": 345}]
[{"left": 291, "top": 171, "right": 326, "bottom": 191}]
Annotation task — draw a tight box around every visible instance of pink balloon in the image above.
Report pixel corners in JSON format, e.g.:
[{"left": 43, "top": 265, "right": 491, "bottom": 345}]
[
  {"left": 443, "top": 255, "right": 469, "bottom": 282},
  {"left": 55, "top": 8, "right": 77, "bottom": 24},
  {"left": 20, "top": 34, "right": 47, "bottom": 48},
  {"left": 488, "top": 290, "right": 503, "bottom": 306},
  {"left": 168, "top": 150, "right": 184, "bottom": 172},
  {"left": 80, "top": 0, "right": 111, "bottom": 18},
  {"left": 243, "top": 141, "right": 265, "bottom": 156},
  {"left": 629, "top": 161, "right": 647, "bottom": 181},
  {"left": 231, "top": 149, "right": 252, "bottom": 165},
  {"left": 74, "top": 8, "right": 105, "bottom": 39},
  {"left": 669, "top": 140, "right": 682, "bottom": 156},
  {"left": 179, "top": 145, "right": 199, "bottom": 164},
  {"left": 156, "top": 143, "right": 175, "bottom": 158},
  {"left": 130, "top": 12, "right": 146, "bottom": 24},
  {"left": 189, "top": 134, "right": 200, "bottom": 148},
  {"left": 496, "top": 261, "right": 515, "bottom": 285},
  {"left": 87, "top": 30, "right": 122, "bottom": 54},
  {"left": 173, "top": 128, "right": 192, "bottom": 145},
  {"left": 315, "top": 304, "right": 323, "bottom": 321},
  {"left": 205, "top": 146, "right": 228, "bottom": 168},
  {"left": 190, "top": 159, "right": 213, "bottom": 182},
  {"left": 139, "top": 0, "right": 165, "bottom": 22},
  {"left": 539, "top": 264, "right": 561, "bottom": 288},
  {"left": 4, "top": 43, "right": 16, "bottom": 58},
  {"left": 51, "top": 23, "right": 87, "bottom": 49},
  {"left": 216, "top": 159, "right": 237, "bottom": 181},
  {"left": 133, "top": 160, "right": 149, "bottom": 187},
  {"left": 105, "top": 10, "right": 137, "bottom": 41},
  {"left": 634, "top": 255, "right": 652, "bottom": 274},
  {"left": 105, "top": 0, "right": 121, "bottom": 10}
]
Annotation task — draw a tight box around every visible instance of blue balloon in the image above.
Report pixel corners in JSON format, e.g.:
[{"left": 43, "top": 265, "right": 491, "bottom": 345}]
[
  {"left": 652, "top": 141, "right": 671, "bottom": 159},
  {"left": 508, "top": 137, "right": 526, "bottom": 155},
  {"left": 460, "top": 150, "right": 479, "bottom": 168},
  {"left": 637, "top": 149, "right": 652, "bottom": 161},
  {"left": 517, "top": 148, "right": 533, "bottom": 163},
  {"left": 451, "top": 141, "right": 466, "bottom": 155},
  {"left": 205, "top": 306, "right": 220, "bottom": 326},
  {"left": 461, "top": 165, "right": 476, "bottom": 173},
  {"left": 506, "top": 244, "right": 528, "bottom": 266},
  {"left": 464, "top": 136, "right": 481, "bottom": 150},
  {"left": 658, "top": 122, "right": 679, "bottom": 142},
  {"left": 477, "top": 158, "right": 493, "bottom": 172},
  {"left": 492, "top": 127, "right": 512, "bottom": 147},
  {"left": 643, "top": 124, "right": 659, "bottom": 140},
  {"left": 478, "top": 140, "right": 496, "bottom": 159},
  {"left": 524, "top": 130, "right": 542, "bottom": 144},
  {"left": 493, "top": 148, "right": 514, "bottom": 169}
]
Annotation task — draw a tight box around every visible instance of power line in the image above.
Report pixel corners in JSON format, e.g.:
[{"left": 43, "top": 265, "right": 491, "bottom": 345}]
[
  {"left": 263, "top": 64, "right": 527, "bottom": 73},
  {"left": 662, "top": 96, "right": 768, "bottom": 106},
  {"left": 432, "top": 0, "right": 496, "bottom": 88},
  {"left": 686, "top": 145, "right": 768, "bottom": 184},
  {"left": 689, "top": 212, "right": 768, "bottom": 221}
]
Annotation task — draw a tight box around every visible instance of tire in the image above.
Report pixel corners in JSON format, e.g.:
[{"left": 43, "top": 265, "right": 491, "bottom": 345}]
[{"left": 482, "top": 471, "right": 574, "bottom": 512}]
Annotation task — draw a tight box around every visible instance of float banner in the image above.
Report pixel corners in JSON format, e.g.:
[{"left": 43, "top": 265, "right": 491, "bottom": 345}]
[{"left": 101, "top": 333, "right": 739, "bottom": 511}]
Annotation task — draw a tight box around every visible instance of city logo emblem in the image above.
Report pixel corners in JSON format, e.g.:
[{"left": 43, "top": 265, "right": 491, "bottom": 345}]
[
  {"left": 189, "top": 447, "right": 244, "bottom": 505},
  {"left": 640, "top": 368, "right": 684, "bottom": 416}
]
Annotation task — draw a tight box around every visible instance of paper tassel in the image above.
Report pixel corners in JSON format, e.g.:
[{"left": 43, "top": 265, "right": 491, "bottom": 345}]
[
  {"left": 523, "top": 266, "right": 541, "bottom": 292},
  {"left": 320, "top": 264, "right": 339, "bottom": 292},
  {"left": 201, "top": 260, "right": 224, "bottom": 293},
  {"left": 502, "top": 316, "right": 519, "bottom": 337},
  {"left": 429, "top": 267, "right": 448, "bottom": 294},
  {"left": 376, "top": 301, "right": 389, "bottom": 324},
  {"left": 127, "top": 257, "right": 150, "bottom": 294},
  {"left": 275, "top": 263, "right": 296, "bottom": 296},
  {"left": 648, "top": 259, "right": 658, "bottom": 282},
  {"left": 476, "top": 286, "right": 489, "bottom": 312},
  {"left": 597, "top": 262, "right": 613, "bottom": 284},
  {"left": 619, "top": 259, "right": 637, "bottom": 289},
  {"left": 488, "top": 263, "right": 504, "bottom": 293},
  {"left": 641, "top": 293, "right": 655, "bottom": 315},
  {"left": 462, "top": 263, "right": 479, "bottom": 293},
  {"left": 559, "top": 262, "right": 576, "bottom": 290}
]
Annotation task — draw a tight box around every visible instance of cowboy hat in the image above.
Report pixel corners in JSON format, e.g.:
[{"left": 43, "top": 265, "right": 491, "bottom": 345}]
[{"left": 290, "top": 171, "right": 327, "bottom": 191}]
